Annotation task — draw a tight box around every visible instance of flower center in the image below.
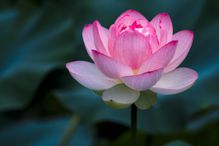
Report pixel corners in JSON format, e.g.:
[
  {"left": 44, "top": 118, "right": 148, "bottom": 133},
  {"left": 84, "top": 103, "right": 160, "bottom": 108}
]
[{"left": 132, "top": 69, "right": 139, "bottom": 75}]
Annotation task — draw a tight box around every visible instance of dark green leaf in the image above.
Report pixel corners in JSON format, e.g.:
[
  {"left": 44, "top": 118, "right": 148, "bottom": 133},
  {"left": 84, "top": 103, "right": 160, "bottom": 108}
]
[
  {"left": 164, "top": 140, "right": 192, "bottom": 146},
  {"left": 0, "top": 117, "right": 94, "bottom": 146},
  {"left": 0, "top": 3, "right": 74, "bottom": 111}
]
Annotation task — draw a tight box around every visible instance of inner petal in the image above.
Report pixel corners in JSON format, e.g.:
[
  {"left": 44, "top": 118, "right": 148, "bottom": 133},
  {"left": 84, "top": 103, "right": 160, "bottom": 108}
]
[
  {"left": 114, "top": 21, "right": 159, "bottom": 54},
  {"left": 132, "top": 22, "right": 159, "bottom": 53},
  {"left": 110, "top": 29, "right": 151, "bottom": 70}
]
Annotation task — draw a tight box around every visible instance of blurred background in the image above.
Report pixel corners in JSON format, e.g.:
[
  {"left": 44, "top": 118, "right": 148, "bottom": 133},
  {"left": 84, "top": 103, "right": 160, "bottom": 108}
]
[{"left": 0, "top": 0, "right": 219, "bottom": 146}]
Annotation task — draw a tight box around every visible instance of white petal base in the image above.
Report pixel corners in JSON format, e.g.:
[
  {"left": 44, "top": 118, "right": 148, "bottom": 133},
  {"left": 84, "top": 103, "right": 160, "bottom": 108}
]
[{"left": 102, "top": 84, "right": 140, "bottom": 109}]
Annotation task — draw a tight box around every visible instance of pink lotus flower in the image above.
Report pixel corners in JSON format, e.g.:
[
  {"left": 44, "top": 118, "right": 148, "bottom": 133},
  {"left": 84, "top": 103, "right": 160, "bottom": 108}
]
[{"left": 66, "top": 10, "right": 198, "bottom": 108}]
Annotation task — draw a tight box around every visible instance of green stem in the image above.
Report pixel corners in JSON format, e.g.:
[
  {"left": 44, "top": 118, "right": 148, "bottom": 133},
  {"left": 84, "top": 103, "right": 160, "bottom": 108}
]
[
  {"left": 146, "top": 135, "right": 153, "bottom": 146},
  {"left": 131, "top": 104, "right": 137, "bottom": 146},
  {"left": 59, "top": 114, "right": 80, "bottom": 146}
]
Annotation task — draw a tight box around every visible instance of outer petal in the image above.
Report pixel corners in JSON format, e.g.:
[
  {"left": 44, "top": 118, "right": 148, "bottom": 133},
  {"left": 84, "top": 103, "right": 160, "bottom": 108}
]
[
  {"left": 121, "top": 69, "right": 163, "bottom": 91},
  {"left": 139, "top": 41, "right": 178, "bottom": 74},
  {"left": 164, "top": 30, "right": 194, "bottom": 72},
  {"left": 108, "top": 24, "right": 117, "bottom": 51},
  {"left": 93, "top": 21, "right": 109, "bottom": 55},
  {"left": 66, "top": 61, "right": 118, "bottom": 91},
  {"left": 150, "top": 13, "right": 173, "bottom": 47},
  {"left": 151, "top": 67, "right": 198, "bottom": 95},
  {"left": 110, "top": 30, "right": 151, "bottom": 69},
  {"left": 92, "top": 50, "right": 133, "bottom": 78},
  {"left": 102, "top": 84, "right": 140, "bottom": 109},
  {"left": 82, "top": 24, "right": 96, "bottom": 60}
]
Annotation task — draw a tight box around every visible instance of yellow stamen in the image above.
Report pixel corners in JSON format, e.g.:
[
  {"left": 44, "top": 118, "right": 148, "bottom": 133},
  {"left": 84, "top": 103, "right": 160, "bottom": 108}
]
[{"left": 132, "top": 69, "right": 139, "bottom": 75}]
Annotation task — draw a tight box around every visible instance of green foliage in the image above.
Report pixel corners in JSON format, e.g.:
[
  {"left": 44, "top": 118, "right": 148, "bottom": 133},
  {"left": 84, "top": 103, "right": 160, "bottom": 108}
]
[
  {"left": 0, "top": 1, "right": 74, "bottom": 110},
  {"left": 0, "top": 116, "right": 94, "bottom": 146}
]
